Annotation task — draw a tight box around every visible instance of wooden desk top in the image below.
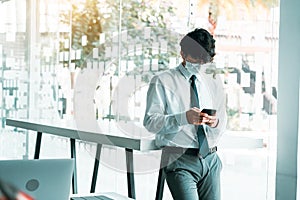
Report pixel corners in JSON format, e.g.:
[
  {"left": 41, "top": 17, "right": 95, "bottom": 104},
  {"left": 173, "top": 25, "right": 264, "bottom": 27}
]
[
  {"left": 6, "top": 118, "right": 159, "bottom": 151},
  {"left": 6, "top": 118, "right": 265, "bottom": 151}
]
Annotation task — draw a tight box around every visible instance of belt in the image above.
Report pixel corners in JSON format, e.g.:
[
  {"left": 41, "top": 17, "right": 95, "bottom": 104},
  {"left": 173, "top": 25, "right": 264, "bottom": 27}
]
[{"left": 163, "top": 146, "right": 217, "bottom": 158}]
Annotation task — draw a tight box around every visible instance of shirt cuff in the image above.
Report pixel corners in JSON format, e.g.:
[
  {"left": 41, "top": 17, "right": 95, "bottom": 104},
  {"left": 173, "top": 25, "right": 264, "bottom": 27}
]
[{"left": 174, "top": 112, "right": 189, "bottom": 126}]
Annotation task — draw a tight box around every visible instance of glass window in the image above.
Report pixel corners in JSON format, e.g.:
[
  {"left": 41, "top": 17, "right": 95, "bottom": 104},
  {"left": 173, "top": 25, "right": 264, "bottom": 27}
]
[{"left": 0, "top": 0, "right": 279, "bottom": 199}]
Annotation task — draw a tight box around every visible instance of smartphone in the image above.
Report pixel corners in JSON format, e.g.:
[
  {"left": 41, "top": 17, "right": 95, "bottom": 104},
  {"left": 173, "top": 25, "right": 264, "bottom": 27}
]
[{"left": 201, "top": 109, "right": 217, "bottom": 116}]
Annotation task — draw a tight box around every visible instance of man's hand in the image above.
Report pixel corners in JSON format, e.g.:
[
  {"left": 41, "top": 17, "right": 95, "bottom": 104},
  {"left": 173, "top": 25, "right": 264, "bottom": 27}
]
[{"left": 186, "top": 107, "right": 218, "bottom": 127}]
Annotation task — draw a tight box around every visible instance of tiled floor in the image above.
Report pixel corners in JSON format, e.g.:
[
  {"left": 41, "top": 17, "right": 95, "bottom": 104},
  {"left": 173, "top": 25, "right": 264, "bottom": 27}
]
[{"left": 0, "top": 128, "right": 276, "bottom": 200}]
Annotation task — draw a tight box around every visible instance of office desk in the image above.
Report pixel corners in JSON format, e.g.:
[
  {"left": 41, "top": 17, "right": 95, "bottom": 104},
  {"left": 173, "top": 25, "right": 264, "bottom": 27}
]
[
  {"left": 5, "top": 118, "right": 159, "bottom": 199},
  {"left": 5, "top": 118, "right": 265, "bottom": 200}
]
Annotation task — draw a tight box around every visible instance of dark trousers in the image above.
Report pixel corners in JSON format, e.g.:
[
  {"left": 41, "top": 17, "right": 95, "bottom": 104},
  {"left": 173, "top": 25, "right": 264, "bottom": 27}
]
[{"left": 164, "top": 151, "right": 222, "bottom": 200}]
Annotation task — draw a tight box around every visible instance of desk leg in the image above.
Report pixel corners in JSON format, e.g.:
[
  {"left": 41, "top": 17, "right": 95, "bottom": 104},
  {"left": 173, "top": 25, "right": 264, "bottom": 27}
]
[
  {"left": 155, "top": 168, "right": 166, "bottom": 200},
  {"left": 125, "top": 148, "right": 136, "bottom": 199},
  {"left": 70, "top": 138, "right": 78, "bottom": 194},
  {"left": 90, "top": 143, "right": 102, "bottom": 193},
  {"left": 155, "top": 151, "right": 167, "bottom": 200},
  {"left": 34, "top": 132, "right": 42, "bottom": 159}
]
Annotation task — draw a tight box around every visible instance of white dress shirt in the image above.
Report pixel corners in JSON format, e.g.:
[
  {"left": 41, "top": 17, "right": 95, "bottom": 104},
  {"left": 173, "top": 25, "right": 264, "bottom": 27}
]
[{"left": 143, "top": 63, "right": 227, "bottom": 148}]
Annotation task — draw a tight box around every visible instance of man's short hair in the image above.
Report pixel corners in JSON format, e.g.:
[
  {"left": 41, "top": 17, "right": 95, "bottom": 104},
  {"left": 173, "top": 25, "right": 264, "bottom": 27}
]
[{"left": 180, "top": 28, "right": 216, "bottom": 63}]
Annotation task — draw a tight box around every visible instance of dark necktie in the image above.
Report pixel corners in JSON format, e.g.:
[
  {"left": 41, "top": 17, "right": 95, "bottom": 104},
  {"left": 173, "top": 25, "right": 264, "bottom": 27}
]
[{"left": 190, "top": 75, "right": 210, "bottom": 157}]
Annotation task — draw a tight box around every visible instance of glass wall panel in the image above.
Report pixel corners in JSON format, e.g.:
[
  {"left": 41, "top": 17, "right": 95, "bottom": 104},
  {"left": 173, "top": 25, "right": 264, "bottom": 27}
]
[
  {"left": 0, "top": 0, "right": 29, "bottom": 159},
  {"left": 0, "top": 0, "right": 279, "bottom": 199}
]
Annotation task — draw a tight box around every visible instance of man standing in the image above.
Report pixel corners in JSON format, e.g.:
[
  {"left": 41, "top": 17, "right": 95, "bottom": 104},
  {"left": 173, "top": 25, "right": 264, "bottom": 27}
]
[{"left": 143, "top": 28, "right": 227, "bottom": 200}]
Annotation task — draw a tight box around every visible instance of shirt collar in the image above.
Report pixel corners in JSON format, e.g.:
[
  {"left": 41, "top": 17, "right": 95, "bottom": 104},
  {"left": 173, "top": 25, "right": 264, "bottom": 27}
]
[
  {"left": 178, "top": 63, "right": 202, "bottom": 81},
  {"left": 178, "top": 63, "right": 192, "bottom": 80}
]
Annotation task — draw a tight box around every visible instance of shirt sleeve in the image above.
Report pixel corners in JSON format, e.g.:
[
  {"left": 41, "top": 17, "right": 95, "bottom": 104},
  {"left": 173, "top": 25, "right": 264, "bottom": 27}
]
[
  {"left": 143, "top": 75, "right": 188, "bottom": 134},
  {"left": 204, "top": 75, "right": 227, "bottom": 144}
]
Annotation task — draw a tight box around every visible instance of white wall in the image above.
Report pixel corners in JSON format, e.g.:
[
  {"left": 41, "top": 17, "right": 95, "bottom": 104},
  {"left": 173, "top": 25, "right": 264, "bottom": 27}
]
[{"left": 276, "top": 0, "right": 300, "bottom": 199}]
